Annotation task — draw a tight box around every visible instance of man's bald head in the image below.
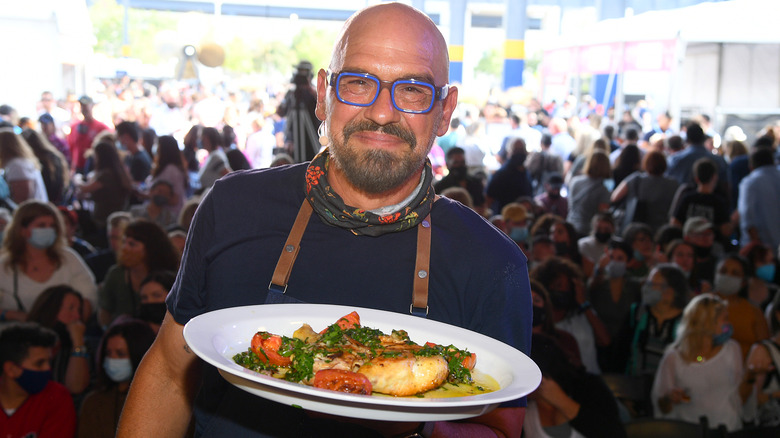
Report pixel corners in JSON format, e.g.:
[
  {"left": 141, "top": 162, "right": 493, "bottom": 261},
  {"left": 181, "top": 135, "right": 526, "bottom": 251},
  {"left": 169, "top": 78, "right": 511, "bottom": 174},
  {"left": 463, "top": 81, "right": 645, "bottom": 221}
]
[{"left": 330, "top": 3, "right": 450, "bottom": 85}]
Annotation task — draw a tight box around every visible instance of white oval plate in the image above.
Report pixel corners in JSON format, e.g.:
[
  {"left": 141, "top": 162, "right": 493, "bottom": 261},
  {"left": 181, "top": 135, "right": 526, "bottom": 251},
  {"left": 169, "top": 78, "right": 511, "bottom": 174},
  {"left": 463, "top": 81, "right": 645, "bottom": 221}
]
[{"left": 183, "top": 303, "right": 540, "bottom": 421}]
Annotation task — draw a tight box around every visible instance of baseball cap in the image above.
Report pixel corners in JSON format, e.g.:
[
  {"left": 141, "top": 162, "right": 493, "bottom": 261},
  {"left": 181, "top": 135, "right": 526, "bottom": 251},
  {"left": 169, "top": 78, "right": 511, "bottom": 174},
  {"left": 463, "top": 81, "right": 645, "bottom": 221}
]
[
  {"left": 683, "top": 216, "right": 713, "bottom": 235},
  {"left": 501, "top": 203, "right": 528, "bottom": 223},
  {"left": 78, "top": 95, "right": 93, "bottom": 106},
  {"left": 38, "top": 113, "right": 54, "bottom": 125},
  {"left": 294, "top": 61, "right": 313, "bottom": 71}
]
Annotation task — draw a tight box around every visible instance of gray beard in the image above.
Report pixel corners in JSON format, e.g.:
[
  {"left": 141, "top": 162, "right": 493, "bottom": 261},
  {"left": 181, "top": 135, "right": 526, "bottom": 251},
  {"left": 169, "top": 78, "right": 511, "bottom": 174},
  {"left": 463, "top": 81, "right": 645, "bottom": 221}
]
[{"left": 330, "top": 120, "right": 436, "bottom": 194}]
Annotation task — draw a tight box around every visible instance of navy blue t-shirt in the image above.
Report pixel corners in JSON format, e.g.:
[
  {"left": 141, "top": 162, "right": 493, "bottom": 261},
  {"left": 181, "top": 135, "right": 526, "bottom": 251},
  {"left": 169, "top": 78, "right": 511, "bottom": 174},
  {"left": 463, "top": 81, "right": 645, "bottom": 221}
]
[{"left": 167, "top": 163, "right": 532, "bottom": 437}]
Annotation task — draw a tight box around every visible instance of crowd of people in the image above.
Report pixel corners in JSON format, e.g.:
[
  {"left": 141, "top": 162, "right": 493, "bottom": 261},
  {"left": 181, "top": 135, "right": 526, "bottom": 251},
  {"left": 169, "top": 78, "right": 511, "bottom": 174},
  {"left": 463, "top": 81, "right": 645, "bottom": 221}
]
[{"left": 1, "top": 4, "right": 780, "bottom": 436}]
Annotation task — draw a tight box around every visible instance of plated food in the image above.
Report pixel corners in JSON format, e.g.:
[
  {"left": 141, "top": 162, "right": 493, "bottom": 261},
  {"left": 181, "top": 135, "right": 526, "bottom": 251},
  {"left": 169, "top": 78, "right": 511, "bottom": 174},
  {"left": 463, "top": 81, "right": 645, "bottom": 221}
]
[{"left": 233, "top": 311, "right": 493, "bottom": 397}]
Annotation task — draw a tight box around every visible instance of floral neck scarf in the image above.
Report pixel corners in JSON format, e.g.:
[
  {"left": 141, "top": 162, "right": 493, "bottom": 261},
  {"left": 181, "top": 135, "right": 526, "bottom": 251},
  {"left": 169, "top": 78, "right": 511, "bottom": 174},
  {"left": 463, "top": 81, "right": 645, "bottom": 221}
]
[{"left": 305, "top": 148, "right": 435, "bottom": 237}]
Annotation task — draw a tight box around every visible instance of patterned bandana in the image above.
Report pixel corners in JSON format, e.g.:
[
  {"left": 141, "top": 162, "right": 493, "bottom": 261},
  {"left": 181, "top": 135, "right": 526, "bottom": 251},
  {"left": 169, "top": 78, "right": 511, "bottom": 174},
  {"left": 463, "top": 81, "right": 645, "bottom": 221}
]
[{"left": 305, "top": 148, "right": 435, "bottom": 236}]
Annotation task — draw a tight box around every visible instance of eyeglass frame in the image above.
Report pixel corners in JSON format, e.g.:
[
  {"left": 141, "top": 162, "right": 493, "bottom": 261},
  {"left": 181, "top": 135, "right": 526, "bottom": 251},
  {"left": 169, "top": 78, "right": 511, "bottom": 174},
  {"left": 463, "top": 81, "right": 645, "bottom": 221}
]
[{"left": 327, "top": 70, "right": 449, "bottom": 114}]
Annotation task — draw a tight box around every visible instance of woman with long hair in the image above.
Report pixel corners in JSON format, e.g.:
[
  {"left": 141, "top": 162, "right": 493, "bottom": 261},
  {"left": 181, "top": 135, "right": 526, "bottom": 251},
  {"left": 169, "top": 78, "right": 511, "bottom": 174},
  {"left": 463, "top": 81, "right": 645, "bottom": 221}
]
[
  {"left": 0, "top": 200, "right": 96, "bottom": 321},
  {"left": 150, "top": 135, "right": 188, "bottom": 217},
  {"left": 97, "top": 219, "right": 179, "bottom": 327},
  {"left": 77, "top": 319, "right": 156, "bottom": 438},
  {"left": 21, "top": 129, "right": 70, "bottom": 205},
  {"left": 27, "top": 285, "right": 90, "bottom": 395},
  {"left": 567, "top": 150, "right": 611, "bottom": 237},
  {"left": 531, "top": 256, "right": 611, "bottom": 374},
  {"left": 652, "top": 293, "right": 753, "bottom": 431},
  {"left": 76, "top": 140, "right": 132, "bottom": 230},
  {"left": 0, "top": 130, "right": 48, "bottom": 203}
]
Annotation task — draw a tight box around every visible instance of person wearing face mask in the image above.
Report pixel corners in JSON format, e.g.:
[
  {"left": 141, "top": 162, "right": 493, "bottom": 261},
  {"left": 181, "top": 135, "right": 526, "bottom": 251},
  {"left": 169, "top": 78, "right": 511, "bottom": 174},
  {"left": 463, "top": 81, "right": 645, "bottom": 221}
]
[
  {"left": 533, "top": 172, "right": 567, "bottom": 219},
  {"left": 26, "top": 286, "right": 91, "bottom": 397},
  {"left": 740, "top": 242, "right": 778, "bottom": 309},
  {"left": 622, "top": 222, "right": 656, "bottom": 279},
  {"left": 627, "top": 264, "right": 688, "bottom": 377},
  {"left": 683, "top": 216, "right": 721, "bottom": 286},
  {"left": 744, "top": 292, "right": 780, "bottom": 427},
  {"left": 129, "top": 180, "right": 177, "bottom": 230},
  {"left": 0, "top": 200, "right": 97, "bottom": 322},
  {"left": 77, "top": 319, "right": 156, "bottom": 438},
  {"left": 588, "top": 239, "right": 642, "bottom": 372},
  {"left": 434, "top": 147, "right": 486, "bottom": 215},
  {"left": 486, "top": 138, "right": 533, "bottom": 215},
  {"left": 549, "top": 219, "right": 592, "bottom": 277},
  {"left": 713, "top": 254, "right": 770, "bottom": 360},
  {"left": 0, "top": 322, "right": 76, "bottom": 437},
  {"left": 578, "top": 212, "right": 614, "bottom": 266},
  {"left": 532, "top": 256, "right": 611, "bottom": 374},
  {"left": 502, "top": 203, "right": 531, "bottom": 252},
  {"left": 530, "top": 280, "right": 583, "bottom": 370},
  {"left": 97, "top": 220, "right": 179, "bottom": 328},
  {"left": 137, "top": 270, "right": 176, "bottom": 333},
  {"left": 652, "top": 293, "right": 755, "bottom": 432}
]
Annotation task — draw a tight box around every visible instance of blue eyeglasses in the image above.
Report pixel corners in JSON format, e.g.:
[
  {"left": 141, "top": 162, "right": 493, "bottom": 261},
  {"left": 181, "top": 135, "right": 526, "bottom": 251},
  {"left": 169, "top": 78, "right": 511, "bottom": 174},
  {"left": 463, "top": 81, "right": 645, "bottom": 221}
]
[{"left": 328, "top": 70, "right": 449, "bottom": 114}]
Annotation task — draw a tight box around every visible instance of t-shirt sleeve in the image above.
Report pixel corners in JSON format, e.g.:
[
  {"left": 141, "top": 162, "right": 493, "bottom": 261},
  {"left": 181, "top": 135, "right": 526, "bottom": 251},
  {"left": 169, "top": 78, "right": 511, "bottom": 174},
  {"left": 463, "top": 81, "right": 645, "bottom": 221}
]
[
  {"left": 166, "top": 187, "right": 217, "bottom": 324},
  {"left": 64, "top": 249, "right": 98, "bottom": 306},
  {"left": 651, "top": 347, "right": 677, "bottom": 418},
  {"left": 3, "top": 159, "right": 35, "bottom": 181}
]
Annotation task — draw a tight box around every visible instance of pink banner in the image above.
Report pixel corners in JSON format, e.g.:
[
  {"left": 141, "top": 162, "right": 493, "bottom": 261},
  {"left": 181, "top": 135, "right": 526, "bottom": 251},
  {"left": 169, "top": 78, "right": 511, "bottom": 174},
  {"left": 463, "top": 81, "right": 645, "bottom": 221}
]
[{"left": 543, "top": 40, "right": 676, "bottom": 75}]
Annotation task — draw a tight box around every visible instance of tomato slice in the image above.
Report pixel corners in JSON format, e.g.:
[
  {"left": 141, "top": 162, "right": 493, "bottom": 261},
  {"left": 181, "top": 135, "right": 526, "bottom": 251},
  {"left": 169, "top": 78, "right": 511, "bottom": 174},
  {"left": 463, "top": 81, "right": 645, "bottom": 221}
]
[
  {"left": 424, "top": 342, "right": 477, "bottom": 370},
  {"left": 250, "top": 332, "right": 292, "bottom": 366},
  {"left": 320, "top": 311, "right": 361, "bottom": 334},
  {"left": 312, "top": 369, "right": 372, "bottom": 395}
]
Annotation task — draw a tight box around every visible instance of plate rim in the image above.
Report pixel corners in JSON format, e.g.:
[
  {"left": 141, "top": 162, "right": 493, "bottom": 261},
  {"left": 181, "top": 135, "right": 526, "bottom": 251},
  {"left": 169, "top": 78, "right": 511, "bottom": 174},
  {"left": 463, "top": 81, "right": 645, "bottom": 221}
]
[{"left": 183, "top": 303, "right": 540, "bottom": 409}]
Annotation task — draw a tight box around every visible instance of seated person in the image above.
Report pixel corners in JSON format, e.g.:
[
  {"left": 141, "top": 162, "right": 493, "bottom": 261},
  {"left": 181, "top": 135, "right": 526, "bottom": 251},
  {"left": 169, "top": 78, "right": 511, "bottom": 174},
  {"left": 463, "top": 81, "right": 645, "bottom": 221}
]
[
  {"left": 129, "top": 180, "right": 178, "bottom": 230},
  {"left": 138, "top": 270, "right": 177, "bottom": 332},
  {"left": 524, "top": 334, "right": 626, "bottom": 438},
  {"left": 0, "top": 322, "right": 76, "bottom": 437}
]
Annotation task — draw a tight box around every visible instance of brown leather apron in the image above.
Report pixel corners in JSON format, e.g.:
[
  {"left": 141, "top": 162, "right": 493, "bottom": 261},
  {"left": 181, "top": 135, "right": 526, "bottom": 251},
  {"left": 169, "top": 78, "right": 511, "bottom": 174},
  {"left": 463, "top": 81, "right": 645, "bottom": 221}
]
[{"left": 265, "top": 200, "right": 432, "bottom": 317}]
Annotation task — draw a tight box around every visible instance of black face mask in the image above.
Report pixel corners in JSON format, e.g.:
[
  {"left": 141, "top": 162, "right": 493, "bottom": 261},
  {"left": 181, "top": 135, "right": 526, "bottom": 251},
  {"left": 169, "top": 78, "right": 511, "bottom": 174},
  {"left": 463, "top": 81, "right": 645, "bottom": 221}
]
[
  {"left": 532, "top": 306, "right": 547, "bottom": 327},
  {"left": 549, "top": 289, "right": 578, "bottom": 310},
  {"left": 138, "top": 303, "right": 167, "bottom": 325},
  {"left": 693, "top": 244, "right": 711, "bottom": 258},
  {"left": 448, "top": 166, "right": 467, "bottom": 179},
  {"left": 554, "top": 241, "right": 570, "bottom": 256},
  {"left": 595, "top": 231, "right": 611, "bottom": 244}
]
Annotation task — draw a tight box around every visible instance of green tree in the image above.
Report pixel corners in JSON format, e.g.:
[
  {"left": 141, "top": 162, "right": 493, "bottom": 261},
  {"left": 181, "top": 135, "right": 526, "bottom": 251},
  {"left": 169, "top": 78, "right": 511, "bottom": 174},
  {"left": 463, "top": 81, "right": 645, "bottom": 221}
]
[
  {"left": 475, "top": 47, "right": 503, "bottom": 78},
  {"left": 89, "top": 0, "right": 179, "bottom": 63},
  {"left": 291, "top": 28, "right": 338, "bottom": 72},
  {"left": 253, "top": 40, "right": 294, "bottom": 75},
  {"left": 89, "top": 0, "right": 123, "bottom": 57},
  {"left": 223, "top": 37, "right": 255, "bottom": 74}
]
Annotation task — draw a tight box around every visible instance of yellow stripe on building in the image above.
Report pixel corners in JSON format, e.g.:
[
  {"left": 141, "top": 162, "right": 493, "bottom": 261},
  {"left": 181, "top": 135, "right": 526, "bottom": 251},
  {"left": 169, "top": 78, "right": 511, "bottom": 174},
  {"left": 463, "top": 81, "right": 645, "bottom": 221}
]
[
  {"left": 449, "top": 45, "right": 464, "bottom": 62},
  {"left": 504, "top": 40, "right": 525, "bottom": 60}
]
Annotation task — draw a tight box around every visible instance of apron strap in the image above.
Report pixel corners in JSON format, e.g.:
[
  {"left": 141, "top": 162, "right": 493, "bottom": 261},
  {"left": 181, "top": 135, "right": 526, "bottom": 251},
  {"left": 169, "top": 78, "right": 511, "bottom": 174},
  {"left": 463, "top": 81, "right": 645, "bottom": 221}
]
[
  {"left": 410, "top": 213, "right": 432, "bottom": 318},
  {"left": 269, "top": 200, "right": 313, "bottom": 294}
]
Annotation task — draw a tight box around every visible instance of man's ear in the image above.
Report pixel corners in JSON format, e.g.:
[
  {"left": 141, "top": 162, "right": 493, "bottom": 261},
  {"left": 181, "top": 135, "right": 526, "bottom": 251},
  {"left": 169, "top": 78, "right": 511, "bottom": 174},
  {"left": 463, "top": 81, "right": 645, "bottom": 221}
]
[
  {"left": 436, "top": 86, "right": 458, "bottom": 137},
  {"left": 315, "top": 69, "right": 328, "bottom": 122},
  {"left": 2, "top": 360, "right": 21, "bottom": 379}
]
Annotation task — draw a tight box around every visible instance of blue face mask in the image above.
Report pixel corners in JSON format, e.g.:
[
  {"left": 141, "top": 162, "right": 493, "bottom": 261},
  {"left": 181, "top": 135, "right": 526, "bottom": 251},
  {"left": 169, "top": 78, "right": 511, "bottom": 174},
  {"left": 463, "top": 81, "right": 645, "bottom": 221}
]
[
  {"left": 15, "top": 368, "right": 51, "bottom": 395},
  {"left": 29, "top": 227, "right": 57, "bottom": 249},
  {"left": 509, "top": 227, "right": 529, "bottom": 243},
  {"left": 633, "top": 249, "right": 646, "bottom": 262},
  {"left": 104, "top": 357, "right": 133, "bottom": 383},
  {"left": 713, "top": 322, "right": 734, "bottom": 347},
  {"left": 756, "top": 264, "right": 776, "bottom": 283}
]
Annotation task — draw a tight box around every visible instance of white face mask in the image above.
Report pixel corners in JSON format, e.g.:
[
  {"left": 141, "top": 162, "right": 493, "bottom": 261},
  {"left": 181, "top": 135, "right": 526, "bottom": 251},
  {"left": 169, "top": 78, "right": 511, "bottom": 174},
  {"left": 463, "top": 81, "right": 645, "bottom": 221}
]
[
  {"left": 605, "top": 260, "right": 627, "bottom": 278},
  {"left": 103, "top": 357, "right": 133, "bottom": 382},
  {"left": 714, "top": 273, "right": 743, "bottom": 296}
]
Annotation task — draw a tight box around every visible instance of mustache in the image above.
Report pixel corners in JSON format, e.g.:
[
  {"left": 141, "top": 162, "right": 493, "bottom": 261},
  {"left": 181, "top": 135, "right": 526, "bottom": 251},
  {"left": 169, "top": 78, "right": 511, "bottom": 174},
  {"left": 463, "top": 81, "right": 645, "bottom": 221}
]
[{"left": 342, "top": 120, "right": 417, "bottom": 149}]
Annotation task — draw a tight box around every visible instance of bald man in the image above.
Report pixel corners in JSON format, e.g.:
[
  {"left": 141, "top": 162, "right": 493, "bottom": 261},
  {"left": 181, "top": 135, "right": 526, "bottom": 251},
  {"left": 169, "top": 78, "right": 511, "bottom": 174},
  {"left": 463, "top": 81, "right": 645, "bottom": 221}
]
[{"left": 118, "top": 4, "right": 530, "bottom": 437}]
